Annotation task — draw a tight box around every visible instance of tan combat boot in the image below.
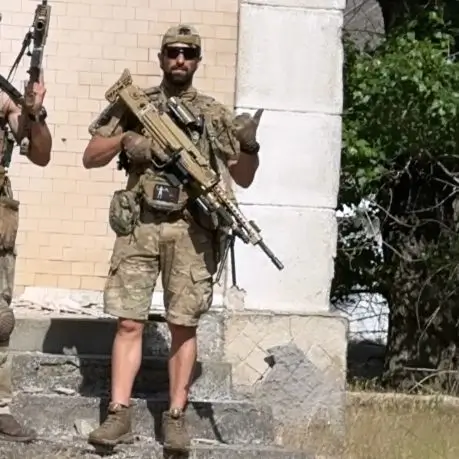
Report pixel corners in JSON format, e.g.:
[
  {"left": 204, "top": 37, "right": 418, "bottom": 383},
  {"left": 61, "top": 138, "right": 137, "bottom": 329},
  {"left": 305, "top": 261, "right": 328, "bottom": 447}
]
[
  {"left": 88, "top": 402, "right": 133, "bottom": 447},
  {"left": 162, "top": 408, "right": 191, "bottom": 452},
  {"left": 0, "top": 414, "right": 37, "bottom": 442}
]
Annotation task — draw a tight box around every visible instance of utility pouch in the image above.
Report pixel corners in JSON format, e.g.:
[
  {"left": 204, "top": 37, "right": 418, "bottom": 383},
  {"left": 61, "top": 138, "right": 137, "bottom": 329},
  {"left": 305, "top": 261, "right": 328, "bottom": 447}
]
[{"left": 108, "top": 189, "right": 140, "bottom": 236}]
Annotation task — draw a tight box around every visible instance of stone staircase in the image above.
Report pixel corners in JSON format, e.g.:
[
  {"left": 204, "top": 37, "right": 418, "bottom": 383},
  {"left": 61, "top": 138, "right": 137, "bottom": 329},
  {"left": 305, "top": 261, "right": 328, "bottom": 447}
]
[{"left": 0, "top": 313, "right": 314, "bottom": 458}]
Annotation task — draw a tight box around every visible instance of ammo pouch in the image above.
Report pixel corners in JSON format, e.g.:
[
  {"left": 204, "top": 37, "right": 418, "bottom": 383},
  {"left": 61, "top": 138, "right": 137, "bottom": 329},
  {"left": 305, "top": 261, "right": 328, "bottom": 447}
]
[
  {"left": 140, "top": 169, "right": 188, "bottom": 213},
  {"left": 108, "top": 189, "right": 140, "bottom": 236}
]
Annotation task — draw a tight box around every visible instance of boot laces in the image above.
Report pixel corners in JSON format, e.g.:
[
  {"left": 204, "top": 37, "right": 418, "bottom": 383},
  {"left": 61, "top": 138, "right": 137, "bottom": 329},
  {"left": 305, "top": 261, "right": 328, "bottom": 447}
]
[
  {"left": 171, "top": 415, "right": 184, "bottom": 433},
  {"left": 100, "top": 410, "right": 122, "bottom": 431}
]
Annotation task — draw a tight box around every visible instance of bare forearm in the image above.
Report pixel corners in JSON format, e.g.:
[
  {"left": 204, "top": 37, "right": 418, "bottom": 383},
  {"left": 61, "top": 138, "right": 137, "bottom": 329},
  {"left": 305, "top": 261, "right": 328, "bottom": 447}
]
[
  {"left": 8, "top": 109, "right": 51, "bottom": 167},
  {"left": 28, "top": 121, "right": 52, "bottom": 167},
  {"left": 83, "top": 134, "right": 124, "bottom": 169},
  {"left": 229, "top": 151, "right": 259, "bottom": 188}
]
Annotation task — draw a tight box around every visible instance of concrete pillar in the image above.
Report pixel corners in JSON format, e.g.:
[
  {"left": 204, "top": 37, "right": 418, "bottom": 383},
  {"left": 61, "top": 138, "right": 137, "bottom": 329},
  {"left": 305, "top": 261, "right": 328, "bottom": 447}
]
[{"left": 226, "top": 0, "right": 345, "bottom": 314}]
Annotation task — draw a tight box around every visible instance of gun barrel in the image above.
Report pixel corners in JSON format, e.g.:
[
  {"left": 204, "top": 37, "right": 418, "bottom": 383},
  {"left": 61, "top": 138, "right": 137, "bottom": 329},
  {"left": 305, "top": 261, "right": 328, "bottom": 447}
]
[
  {"left": 257, "top": 240, "right": 284, "bottom": 270},
  {"left": 34, "top": 1, "right": 50, "bottom": 40}
]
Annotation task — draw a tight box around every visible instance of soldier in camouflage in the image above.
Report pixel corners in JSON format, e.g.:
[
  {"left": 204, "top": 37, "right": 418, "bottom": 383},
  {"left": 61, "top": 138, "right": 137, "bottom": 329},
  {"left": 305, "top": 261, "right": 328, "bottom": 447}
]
[
  {"left": 83, "top": 24, "right": 262, "bottom": 452},
  {"left": 0, "top": 11, "right": 52, "bottom": 442}
]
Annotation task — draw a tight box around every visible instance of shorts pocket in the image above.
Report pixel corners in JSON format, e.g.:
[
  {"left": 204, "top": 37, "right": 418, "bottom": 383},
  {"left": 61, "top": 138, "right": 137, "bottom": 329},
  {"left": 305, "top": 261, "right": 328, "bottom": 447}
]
[
  {"left": 190, "top": 264, "right": 212, "bottom": 283},
  {"left": 190, "top": 263, "right": 214, "bottom": 316}
]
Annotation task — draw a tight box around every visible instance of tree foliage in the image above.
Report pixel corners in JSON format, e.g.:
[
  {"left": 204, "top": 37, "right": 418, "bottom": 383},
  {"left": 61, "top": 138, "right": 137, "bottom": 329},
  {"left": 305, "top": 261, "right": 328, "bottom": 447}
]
[
  {"left": 335, "top": 12, "right": 459, "bottom": 391},
  {"left": 378, "top": 0, "right": 459, "bottom": 41}
]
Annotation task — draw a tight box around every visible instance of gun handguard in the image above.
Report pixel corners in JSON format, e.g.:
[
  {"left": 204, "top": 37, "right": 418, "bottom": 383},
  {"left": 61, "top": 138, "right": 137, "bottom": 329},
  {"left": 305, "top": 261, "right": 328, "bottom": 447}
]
[{"left": 105, "top": 69, "right": 284, "bottom": 271}]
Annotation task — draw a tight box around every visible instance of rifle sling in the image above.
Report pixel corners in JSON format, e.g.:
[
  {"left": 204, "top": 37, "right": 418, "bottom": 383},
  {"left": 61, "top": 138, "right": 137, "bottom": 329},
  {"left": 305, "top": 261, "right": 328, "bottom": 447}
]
[{"left": 8, "top": 32, "right": 32, "bottom": 81}]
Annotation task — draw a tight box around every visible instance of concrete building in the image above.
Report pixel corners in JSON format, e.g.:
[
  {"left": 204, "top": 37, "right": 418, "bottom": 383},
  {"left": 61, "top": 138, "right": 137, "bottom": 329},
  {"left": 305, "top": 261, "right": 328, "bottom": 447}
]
[{"left": 1, "top": 0, "right": 347, "bottom": 435}]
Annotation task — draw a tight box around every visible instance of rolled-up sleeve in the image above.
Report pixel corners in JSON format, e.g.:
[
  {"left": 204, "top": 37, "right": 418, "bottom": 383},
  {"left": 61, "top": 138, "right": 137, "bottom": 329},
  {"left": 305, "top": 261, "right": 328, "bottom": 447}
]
[
  {"left": 88, "top": 100, "right": 127, "bottom": 138},
  {"left": 208, "top": 104, "right": 241, "bottom": 164}
]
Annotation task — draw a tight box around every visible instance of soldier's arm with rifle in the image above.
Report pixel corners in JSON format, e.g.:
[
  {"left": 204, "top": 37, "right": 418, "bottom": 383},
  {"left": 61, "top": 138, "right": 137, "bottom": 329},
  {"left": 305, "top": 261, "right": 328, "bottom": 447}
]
[
  {"left": 82, "top": 101, "right": 126, "bottom": 169},
  {"left": 3, "top": 70, "right": 51, "bottom": 167},
  {"left": 0, "top": 0, "right": 52, "bottom": 167},
  {"left": 83, "top": 101, "right": 153, "bottom": 170}
]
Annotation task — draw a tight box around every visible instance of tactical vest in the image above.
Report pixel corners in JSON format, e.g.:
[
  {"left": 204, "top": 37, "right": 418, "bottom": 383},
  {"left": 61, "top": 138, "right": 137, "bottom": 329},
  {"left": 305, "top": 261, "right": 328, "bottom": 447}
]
[{"left": 123, "top": 86, "right": 237, "bottom": 220}]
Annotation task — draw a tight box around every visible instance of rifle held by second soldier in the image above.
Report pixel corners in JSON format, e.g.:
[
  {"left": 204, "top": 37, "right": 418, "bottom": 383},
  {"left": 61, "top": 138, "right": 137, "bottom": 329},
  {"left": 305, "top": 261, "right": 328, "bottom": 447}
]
[
  {"left": 19, "top": 0, "right": 51, "bottom": 156},
  {"left": 105, "top": 68, "right": 285, "bottom": 276},
  {"left": 0, "top": 0, "right": 51, "bottom": 158}
]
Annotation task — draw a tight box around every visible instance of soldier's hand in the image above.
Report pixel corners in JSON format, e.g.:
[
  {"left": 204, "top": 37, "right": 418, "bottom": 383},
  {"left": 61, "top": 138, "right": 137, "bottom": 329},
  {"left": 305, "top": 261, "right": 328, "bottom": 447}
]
[
  {"left": 26, "top": 69, "right": 47, "bottom": 114},
  {"left": 232, "top": 109, "right": 263, "bottom": 154},
  {"left": 122, "top": 131, "right": 154, "bottom": 164}
]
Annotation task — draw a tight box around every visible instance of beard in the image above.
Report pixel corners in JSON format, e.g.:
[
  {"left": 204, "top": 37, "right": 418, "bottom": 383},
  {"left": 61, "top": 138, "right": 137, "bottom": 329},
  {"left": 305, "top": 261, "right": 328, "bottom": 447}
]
[{"left": 164, "top": 68, "right": 194, "bottom": 87}]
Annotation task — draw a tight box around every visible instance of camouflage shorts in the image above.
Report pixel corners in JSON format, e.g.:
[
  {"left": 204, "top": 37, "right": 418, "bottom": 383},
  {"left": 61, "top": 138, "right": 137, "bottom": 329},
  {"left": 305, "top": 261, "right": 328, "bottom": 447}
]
[
  {"left": 0, "top": 252, "right": 15, "bottom": 312},
  {"left": 0, "top": 177, "right": 17, "bottom": 312},
  {"left": 103, "top": 212, "right": 217, "bottom": 327}
]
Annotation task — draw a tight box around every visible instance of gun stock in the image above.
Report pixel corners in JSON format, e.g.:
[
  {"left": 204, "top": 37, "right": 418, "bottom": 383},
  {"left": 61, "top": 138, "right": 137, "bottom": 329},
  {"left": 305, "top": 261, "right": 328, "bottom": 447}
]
[{"left": 105, "top": 69, "right": 284, "bottom": 272}]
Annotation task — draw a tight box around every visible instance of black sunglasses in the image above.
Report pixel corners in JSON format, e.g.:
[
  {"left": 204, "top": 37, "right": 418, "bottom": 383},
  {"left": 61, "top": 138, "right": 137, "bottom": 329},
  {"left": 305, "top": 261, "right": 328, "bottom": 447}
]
[{"left": 164, "top": 46, "right": 200, "bottom": 60}]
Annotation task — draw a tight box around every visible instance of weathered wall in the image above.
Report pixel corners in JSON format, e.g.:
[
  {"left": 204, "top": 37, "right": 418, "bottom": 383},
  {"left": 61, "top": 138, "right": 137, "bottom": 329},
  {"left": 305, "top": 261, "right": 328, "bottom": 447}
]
[{"left": 0, "top": 0, "right": 238, "bottom": 296}]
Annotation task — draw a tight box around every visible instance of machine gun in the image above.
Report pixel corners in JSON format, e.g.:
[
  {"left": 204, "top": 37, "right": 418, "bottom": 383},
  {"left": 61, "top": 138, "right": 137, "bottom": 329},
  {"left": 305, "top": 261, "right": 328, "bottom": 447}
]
[
  {"left": 105, "top": 68, "right": 285, "bottom": 279},
  {"left": 0, "top": 0, "right": 51, "bottom": 158}
]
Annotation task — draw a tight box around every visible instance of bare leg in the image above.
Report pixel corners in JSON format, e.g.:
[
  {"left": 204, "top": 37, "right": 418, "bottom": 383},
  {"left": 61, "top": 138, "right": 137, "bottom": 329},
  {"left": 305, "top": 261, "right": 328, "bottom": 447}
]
[
  {"left": 88, "top": 318, "right": 143, "bottom": 446},
  {"left": 167, "top": 323, "right": 197, "bottom": 410},
  {"left": 111, "top": 318, "right": 144, "bottom": 405}
]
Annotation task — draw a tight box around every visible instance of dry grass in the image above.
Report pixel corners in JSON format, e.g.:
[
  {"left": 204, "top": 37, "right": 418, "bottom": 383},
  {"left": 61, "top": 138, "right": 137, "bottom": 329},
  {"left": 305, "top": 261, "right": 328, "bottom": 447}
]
[{"left": 283, "top": 392, "right": 459, "bottom": 458}]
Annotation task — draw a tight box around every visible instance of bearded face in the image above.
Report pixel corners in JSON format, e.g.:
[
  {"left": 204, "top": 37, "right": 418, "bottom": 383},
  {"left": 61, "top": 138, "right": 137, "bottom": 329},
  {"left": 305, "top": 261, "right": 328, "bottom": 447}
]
[{"left": 158, "top": 43, "right": 201, "bottom": 88}]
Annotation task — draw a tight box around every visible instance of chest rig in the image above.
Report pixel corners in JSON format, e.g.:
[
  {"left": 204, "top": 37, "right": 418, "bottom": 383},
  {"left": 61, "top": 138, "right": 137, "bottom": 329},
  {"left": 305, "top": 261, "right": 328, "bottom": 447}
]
[{"left": 120, "top": 86, "right": 223, "bottom": 215}]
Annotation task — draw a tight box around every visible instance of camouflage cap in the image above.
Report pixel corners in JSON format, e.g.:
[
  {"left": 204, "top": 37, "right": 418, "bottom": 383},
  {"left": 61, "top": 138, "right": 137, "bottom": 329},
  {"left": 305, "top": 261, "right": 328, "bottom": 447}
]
[{"left": 161, "top": 24, "right": 201, "bottom": 50}]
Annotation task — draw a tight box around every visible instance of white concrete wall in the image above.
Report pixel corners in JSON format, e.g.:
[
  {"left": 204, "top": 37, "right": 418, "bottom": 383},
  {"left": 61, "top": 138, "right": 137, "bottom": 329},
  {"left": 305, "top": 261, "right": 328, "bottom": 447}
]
[{"left": 227, "top": 0, "right": 345, "bottom": 313}]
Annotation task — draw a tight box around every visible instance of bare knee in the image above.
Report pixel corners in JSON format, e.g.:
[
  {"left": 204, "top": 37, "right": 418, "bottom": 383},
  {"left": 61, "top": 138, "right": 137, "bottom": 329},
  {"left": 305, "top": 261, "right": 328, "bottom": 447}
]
[
  {"left": 168, "top": 323, "right": 196, "bottom": 343},
  {"left": 117, "top": 318, "right": 144, "bottom": 338}
]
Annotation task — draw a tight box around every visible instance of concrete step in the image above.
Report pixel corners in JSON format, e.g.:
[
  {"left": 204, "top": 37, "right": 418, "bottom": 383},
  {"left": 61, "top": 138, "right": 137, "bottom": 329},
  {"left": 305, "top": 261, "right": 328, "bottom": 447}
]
[
  {"left": 11, "top": 352, "right": 232, "bottom": 400},
  {"left": 10, "top": 313, "right": 224, "bottom": 360},
  {"left": 11, "top": 393, "right": 274, "bottom": 446},
  {"left": 0, "top": 437, "right": 313, "bottom": 458}
]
